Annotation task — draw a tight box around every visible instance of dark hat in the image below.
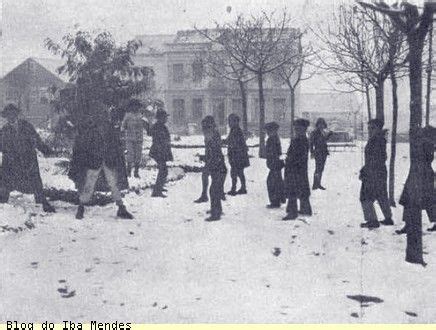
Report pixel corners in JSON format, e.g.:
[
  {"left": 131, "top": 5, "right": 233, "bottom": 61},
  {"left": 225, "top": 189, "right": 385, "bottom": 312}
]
[
  {"left": 156, "top": 109, "right": 169, "bottom": 119},
  {"left": 201, "top": 115, "right": 216, "bottom": 129},
  {"left": 127, "top": 98, "right": 142, "bottom": 110},
  {"left": 293, "top": 118, "right": 310, "bottom": 128},
  {"left": 228, "top": 113, "right": 240, "bottom": 122},
  {"left": 315, "top": 117, "right": 327, "bottom": 129},
  {"left": 264, "top": 121, "right": 279, "bottom": 131},
  {"left": 1, "top": 103, "right": 21, "bottom": 117},
  {"left": 368, "top": 118, "right": 384, "bottom": 129}
]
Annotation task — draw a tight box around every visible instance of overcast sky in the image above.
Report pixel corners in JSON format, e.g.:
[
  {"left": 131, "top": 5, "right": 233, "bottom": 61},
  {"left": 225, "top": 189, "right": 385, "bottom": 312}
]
[{"left": 0, "top": 0, "right": 326, "bottom": 76}]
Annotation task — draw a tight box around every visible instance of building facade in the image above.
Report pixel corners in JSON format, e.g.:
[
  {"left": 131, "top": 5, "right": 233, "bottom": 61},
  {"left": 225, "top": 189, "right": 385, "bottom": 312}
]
[
  {"left": 0, "top": 58, "right": 65, "bottom": 128},
  {"left": 134, "top": 30, "right": 298, "bottom": 134}
]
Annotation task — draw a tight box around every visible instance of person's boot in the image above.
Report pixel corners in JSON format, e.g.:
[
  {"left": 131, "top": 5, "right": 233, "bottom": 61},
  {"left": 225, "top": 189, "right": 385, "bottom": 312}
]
[
  {"left": 267, "top": 203, "right": 281, "bottom": 209},
  {"left": 395, "top": 225, "right": 408, "bottom": 235},
  {"left": 427, "top": 224, "right": 436, "bottom": 232},
  {"left": 205, "top": 211, "right": 221, "bottom": 221},
  {"left": 134, "top": 166, "right": 140, "bottom": 178},
  {"left": 282, "top": 213, "right": 298, "bottom": 221},
  {"left": 42, "top": 201, "right": 56, "bottom": 213},
  {"left": 360, "top": 221, "right": 380, "bottom": 229},
  {"left": 117, "top": 204, "right": 134, "bottom": 219},
  {"left": 236, "top": 187, "right": 247, "bottom": 195},
  {"left": 127, "top": 164, "right": 132, "bottom": 178},
  {"left": 227, "top": 188, "right": 237, "bottom": 196},
  {"left": 312, "top": 174, "right": 319, "bottom": 190},
  {"left": 380, "top": 218, "right": 394, "bottom": 226},
  {"left": 194, "top": 194, "right": 208, "bottom": 203},
  {"left": 151, "top": 191, "right": 167, "bottom": 198},
  {"left": 76, "top": 205, "right": 85, "bottom": 220}
]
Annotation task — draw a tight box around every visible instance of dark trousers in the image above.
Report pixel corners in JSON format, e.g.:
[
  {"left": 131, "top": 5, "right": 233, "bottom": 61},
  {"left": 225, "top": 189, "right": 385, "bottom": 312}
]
[
  {"left": 210, "top": 170, "right": 226, "bottom": 217},
  {"left": 286, "top": 195, "right": 312, "bottom": 218},
  {"left": 153, "top": 161, "right": 168, "bottom": 194},
  {"left": 200, "top": 167, "right": 210, "bottom": 198},
  {"left": 0, "top": 184, "right": 46, "bottom": 205},
  {"left": 403, "top": 206, "right": 424, "bottom": 264},
  {"left": 267, "top": 170, "right": 284, "bottom": 206},
  {"left": 313, "top": 155, "right": 327, "bottom": 187},
  {"left": 361, "top": 196, "right": 392, "bottom": 223},
  {"left": 230, "top": 166, "right": 246, "bottom": 191}
]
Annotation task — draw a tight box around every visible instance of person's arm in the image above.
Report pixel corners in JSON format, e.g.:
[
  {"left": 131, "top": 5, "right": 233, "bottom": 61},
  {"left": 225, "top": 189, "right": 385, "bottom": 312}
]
[{"left": 309, "top": 131, "right": 315, "bottom": 156}]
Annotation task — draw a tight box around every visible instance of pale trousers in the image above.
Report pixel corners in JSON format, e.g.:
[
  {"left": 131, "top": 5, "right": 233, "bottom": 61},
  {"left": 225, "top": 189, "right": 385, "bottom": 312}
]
[{"left": 79, "top": 164, "right": 122, "bottom": 205}]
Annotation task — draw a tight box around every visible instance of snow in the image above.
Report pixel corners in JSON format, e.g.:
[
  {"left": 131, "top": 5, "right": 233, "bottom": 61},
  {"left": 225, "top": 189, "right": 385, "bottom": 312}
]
[{"left": 0, "top": 142, "right": 435, "bottom": 323}]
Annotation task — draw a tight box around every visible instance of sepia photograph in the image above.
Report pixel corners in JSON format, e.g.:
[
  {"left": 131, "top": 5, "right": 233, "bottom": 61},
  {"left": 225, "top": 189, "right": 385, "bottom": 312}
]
[{"left": 0, "top": 0, "right": 436, "bottom": 324}]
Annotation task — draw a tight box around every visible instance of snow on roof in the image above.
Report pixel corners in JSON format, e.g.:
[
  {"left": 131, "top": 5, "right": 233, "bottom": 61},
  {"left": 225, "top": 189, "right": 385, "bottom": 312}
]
[{"left": 135, "top": 34, "right": 176, "bottom": 54}]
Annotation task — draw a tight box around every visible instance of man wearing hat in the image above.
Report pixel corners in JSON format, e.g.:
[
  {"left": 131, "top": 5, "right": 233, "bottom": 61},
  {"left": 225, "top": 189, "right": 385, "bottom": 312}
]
[
  {"left": 265, "top": 121, "right": 285, "bottom": 208},
  {"left": 283, "top": 118, "right": 312, "bottom": 220},
  {"left": 149, "top": 109, "right": 173, "bottom": 197},
  {"left": 310, "top": 117, "right": 332, "bottom": 190},
  {"left": 0, "top": 103, "right": 55, "bottom": 212},
  {"left": 121, "top": 99, "right": 149, "bottom": 178},
  {"left": 359, "top": 119, "right": 393, "bottom": 229},
  {"left": 201, "top": 115, "right": 227, "bottom": 221}
]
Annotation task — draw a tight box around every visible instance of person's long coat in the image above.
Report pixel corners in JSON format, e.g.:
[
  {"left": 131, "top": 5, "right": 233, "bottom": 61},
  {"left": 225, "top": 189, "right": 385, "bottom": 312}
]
[
  {"left": 226, "top": 127, "right": 250, "bottom": 169},
  {"left": 284, "top": 135, "right": 310, "bottom": 198},
  {"left": 0, "top": 119, "right": 50, "bottom": 194},
  {"left": 68, "top": 119, "right": 128, "bottom": 192},
  {"left": 266, "top": 134, "right": 285, "bottom": 203},
  {"left": 205, "top": 130, "right": 227, "bottom": 174},
  {"left": 149, "top": 122, "right": 173, "bottom": 163},
  {"left": 399, "top": 140, "right": 435, "bottom": 210},
  {"left": 310, "top": 129, "right": 331, "bottom": 159},
  {"left": 359, "top": 131, "right": 388, "bottom": 202}
]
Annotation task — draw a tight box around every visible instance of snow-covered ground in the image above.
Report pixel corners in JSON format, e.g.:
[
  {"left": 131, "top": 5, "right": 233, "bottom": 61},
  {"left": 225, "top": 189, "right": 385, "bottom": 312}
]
[{"left": 0, "top": 142, "right": 435, "bottom": 323}]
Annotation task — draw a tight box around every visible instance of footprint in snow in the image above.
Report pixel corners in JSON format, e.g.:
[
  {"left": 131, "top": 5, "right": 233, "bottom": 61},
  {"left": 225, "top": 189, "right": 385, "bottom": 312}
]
[
  {"left": 350, "top": 312, "right": 359, "bottom": 318},
  {"left": 347, "top": 294, "right": 384, "bottom": 304},
  {"left": 327, "top": 230, "right": 335, "bottom": 235},
  {"left": 30, "top": 262, "right": 38, "bottom": 269},
  {"left": 272, "top": 247, "right": 281, "bottom": 256},
  {"left": 405, "top": 311, "right": 418, "bottom": 317}
]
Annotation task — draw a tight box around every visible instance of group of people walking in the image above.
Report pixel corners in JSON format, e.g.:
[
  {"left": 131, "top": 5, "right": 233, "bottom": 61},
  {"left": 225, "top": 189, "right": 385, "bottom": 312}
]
[{"left": 0, "top": 100, "right": 434, "bottom": 235}]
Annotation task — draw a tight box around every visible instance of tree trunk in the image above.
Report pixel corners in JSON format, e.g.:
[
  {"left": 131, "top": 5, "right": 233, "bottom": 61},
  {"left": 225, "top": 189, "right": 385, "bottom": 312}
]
[
  {"left": 290, "top": 87, "right": 296, "bottom": 138},
  {"left": 388, "top": 72, "right": 398, "bottom": 207},
  {"left": 257, "top": 72, "right": 266, "bottom": 158},
  {"left": 365, "top": 83, "right": 372, "bottom": 121},
  {"left": 425, "top": 21, "right": 433, "bottom": 126},
  {"left": 405, "top": 39, "right": 425, "bottom": 265},
  {"left": 374, "top": 81, "right": 385, "bottom": 123},
  {"left": 238, "top": 80, "right": 248, "bottom": 135}
]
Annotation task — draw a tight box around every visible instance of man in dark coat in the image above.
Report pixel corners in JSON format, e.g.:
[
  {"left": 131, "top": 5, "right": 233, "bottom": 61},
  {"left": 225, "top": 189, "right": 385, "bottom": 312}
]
[
  {"left": 310, "top": 118, "right": 332, "bottom": 190},
  {"left": 202, "top": 116, "right": 227, "bottom": 221},
  {"left": 194, "top": 116, "right": 226, "bottom": 204},
  {"left": 265, "top": 121, "right": 285, "bottom": 208},
  {"left": 359, "top": 119, "right": 393, "bottom": 229},
  {"left": 283, "top": 119, "right": 312, "bottom": 221},
  {"left": 149, "top": 109, "right": 173, "bottom": 197},
  {"left": 0, "top": 104, "right": 55, "bottom": 212},
  {"left": 224, "top": 113, "right": 250, "bottom": 195},
  {"left": 396, "top": 126, "right": 436, "bottom": 234},
  {"left": 69, "top": 106, "right": 133, "bottom": 220}
]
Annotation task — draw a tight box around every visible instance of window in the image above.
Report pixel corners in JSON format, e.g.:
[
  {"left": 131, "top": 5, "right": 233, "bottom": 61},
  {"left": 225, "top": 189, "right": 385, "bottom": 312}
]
[
  {"left": 173, "top": 64, "right": 184, "bottom": 83},
  {"left": 173, "top": 99, "right": 186, "bottom": 125},
  {"left": 192, "top": 98, "right": 203, "bottom": 120},
  {"left": 192, "top": 60, "right": 204, "bottom": 82}
]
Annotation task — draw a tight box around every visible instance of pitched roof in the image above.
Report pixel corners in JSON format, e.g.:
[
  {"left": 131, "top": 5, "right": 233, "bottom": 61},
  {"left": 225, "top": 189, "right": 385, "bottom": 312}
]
[{"left": 135, "top": 34, "right": 176, "bottom": 54}]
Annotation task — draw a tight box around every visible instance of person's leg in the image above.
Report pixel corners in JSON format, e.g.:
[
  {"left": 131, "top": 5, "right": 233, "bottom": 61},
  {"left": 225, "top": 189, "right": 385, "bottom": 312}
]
[
  {"left": 318, "top": 156, "right": 327, "bottom": 189},
  {"left": 77, "top": 168, "right": 101, "bottom": 219},
  {"left": 378, "top": 195, "right": 394, "bottom": 225},
  {"left": 195, "top": 168, "right": 209, "bottom": 203},
  {"left": 237, "top": 168, "right": 247, "bottom": 194},
  {"left": 299, "top": 197, "right": 312, "bottom": 216},
  {"left": 152, "top": 161, "right": 167, "bottom": 197},
  {"left": 207, "top": 172, "right": 222, "bottom": 221},
  {"left": 267, "top": 170, "right": 280, "bottom": 207},
  {"left": 405, "top": 206, "right": 425, "bottom": 265},
  {"left": 283, "top": 195, "right": 298, "bottom": 220},
  {"left": 228, "top": 166, "right": 237, "bottom": 195},
  {"left": 103, "top": 165, "right": 133, "bottom": 219},
  {"left": 426, "top": 205, "right": 436, "bottom": 232},
  {"left": 133, "top": 141, "right": 142, "bottom": 178},
  {"left": 125, "top": 141, "right": 134, "bottom": 177},
  {"left": 360, "top": 200, "right": 380, "bottom": 228}
]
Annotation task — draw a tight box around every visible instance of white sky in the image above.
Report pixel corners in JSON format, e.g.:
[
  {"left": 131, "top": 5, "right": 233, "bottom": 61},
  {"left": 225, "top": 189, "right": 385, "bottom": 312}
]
[{"left": 0, "top": 0, "right": 324, "bottom": 76}]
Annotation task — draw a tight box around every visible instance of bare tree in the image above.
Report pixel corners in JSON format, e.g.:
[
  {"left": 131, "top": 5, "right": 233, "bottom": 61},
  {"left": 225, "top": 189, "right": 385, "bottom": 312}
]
[
  {"left": 201, "top": 12, "right": 302, "bottom": 157},
  {"left": 314, "top": 4, "right": 407, "bottom": 124},
  {"left": 359, "top": 1, "right": 436, "bottom": 265},
  {"left": 273, "top": 33, "right": 315, "bottom": 137},
  {"left": 197, "top": 39, "right": 255, "bottom": 134}
]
